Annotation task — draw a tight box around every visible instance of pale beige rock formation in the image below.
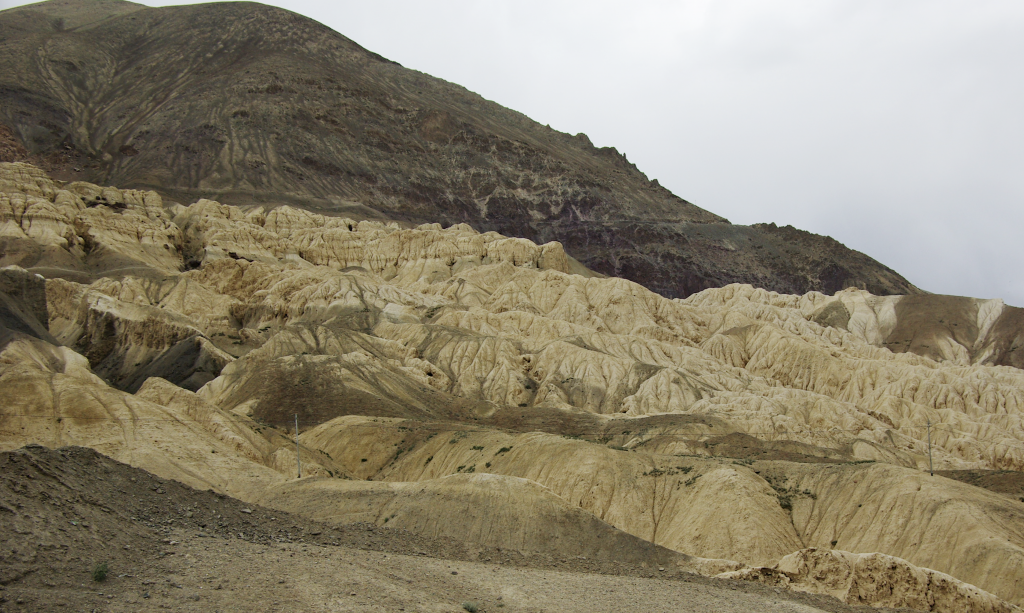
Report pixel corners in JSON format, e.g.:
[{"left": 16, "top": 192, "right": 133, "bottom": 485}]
[
  {"left": 1, "top": 162, "right": 1023, "bottom": 610},
  {"left": 297, "top": 417, "right": 802, "bottom": 566},
  {"left": 0, "top": 162, "right": 181, "bottom": 275},
  {"left": 295, "top": 416, "right": 1024, "bottom": 605},
  {"left": 45, "top": 276, "right": 233, "bottom": 391},
  {"left": 0, "top": 334, "right": 343, "bottom": 497},
  {"left": 720, "top": 548, "right": 1018, "bottom": 613}
]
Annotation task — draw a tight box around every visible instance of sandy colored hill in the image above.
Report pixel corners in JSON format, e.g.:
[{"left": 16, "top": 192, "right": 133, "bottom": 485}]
[
  {"left": 0, "top": 0, "right": 918, "bottom": 300},
  {"left": 1, "top": 162, "right": 1023, "bottom": 611},
  {"left": 3, "top": 446, "right": 908, "bottom": 613}
]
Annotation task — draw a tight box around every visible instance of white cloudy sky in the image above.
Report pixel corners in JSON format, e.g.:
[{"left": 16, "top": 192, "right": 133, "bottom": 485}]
[{"left": 4, "top": 0, "right": 1023, "bottom": 305}]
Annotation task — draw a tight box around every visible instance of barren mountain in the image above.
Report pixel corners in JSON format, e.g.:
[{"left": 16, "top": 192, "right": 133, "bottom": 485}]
[
  {"left": 1, "top": 162, "right": 1022, "bottom": 612},
  {"left": 0, "top": 2, "right": 1019, "bottom": 611},
  {"left": 0, "top": 0, "right": 917, "bottom": 299}
]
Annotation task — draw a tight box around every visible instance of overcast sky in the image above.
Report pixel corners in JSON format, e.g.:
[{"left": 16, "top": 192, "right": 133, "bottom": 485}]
[{"left": 4, "top": 0, "right": 1022, "bottom": 306}]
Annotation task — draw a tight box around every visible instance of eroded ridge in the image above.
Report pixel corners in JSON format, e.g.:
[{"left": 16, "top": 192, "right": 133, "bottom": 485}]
[{"left": 1, "top": 162, "right": 1022, "bottom": 611}]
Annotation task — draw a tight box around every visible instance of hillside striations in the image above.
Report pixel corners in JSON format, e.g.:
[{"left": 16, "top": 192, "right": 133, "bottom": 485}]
[
  {"left": 0, "top": 3, "right": 1020, "bottom": 611},
  {"left": 0, "top": 0, "right": 917, "bottom": 299}
]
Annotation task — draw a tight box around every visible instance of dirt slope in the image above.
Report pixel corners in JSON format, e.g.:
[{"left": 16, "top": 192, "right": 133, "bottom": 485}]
[
  {"left": 0, "top": 444, "right": 896, "bottom": 613},
  {"left": 0, "top": 0, "right": 917, "bottom": 299}
]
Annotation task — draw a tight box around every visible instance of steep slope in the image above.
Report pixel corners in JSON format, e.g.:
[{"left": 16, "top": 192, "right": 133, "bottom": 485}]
[{"left": 0, "top": 0, "right": 917, "bottom": 299}]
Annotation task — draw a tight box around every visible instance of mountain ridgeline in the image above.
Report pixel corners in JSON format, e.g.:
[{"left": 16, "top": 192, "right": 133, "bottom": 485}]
[{"left": 0, "top": 0, "right": 917, "bottom": 299}]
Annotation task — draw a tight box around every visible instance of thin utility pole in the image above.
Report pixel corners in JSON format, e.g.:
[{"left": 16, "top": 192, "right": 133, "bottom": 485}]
[
  {"left": 927, "top": 420, "right": 933, "bottom": 476},
  {"left": 295, "top": 414, "right": 301, "bottom": 479}
]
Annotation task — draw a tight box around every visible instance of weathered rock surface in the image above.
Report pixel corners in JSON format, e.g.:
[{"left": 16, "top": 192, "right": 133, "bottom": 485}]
[
  {"left": 721, "top": 548, "right": 1017, "bottom": 613},
  {"left": 0, "top": 0, "right": 918, "bottom": 300},
  {"left": 0, "top": 264, "right": 54, "bottom": 343},
  {"left": 0, "top": 162, "right": 1022, "bottom": 610}
]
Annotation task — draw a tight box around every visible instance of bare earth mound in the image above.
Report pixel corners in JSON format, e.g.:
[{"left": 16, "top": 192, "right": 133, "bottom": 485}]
[{"left": 1, "top": 444, "right": 897, "bottom": 613}]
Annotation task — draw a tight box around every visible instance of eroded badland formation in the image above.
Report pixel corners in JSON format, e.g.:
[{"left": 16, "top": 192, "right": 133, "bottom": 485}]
[{"left": 1, "top": 1, "right": 1023, "bottom": 612}]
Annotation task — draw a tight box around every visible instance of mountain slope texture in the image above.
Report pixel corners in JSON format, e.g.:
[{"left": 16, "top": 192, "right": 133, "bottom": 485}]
[
  {"left": 0, "top": 162, "right": 1023, "bottom": 612},
  {"left": 0, "top": 0, "right": 917, "bottom": 299},
  {"left": 1, "top": 2, "right": 1022, "bottom": 612}
]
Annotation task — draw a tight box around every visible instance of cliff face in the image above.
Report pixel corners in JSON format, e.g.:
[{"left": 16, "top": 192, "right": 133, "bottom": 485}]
[{"left": 0, "top": 0, "right": 917, "bottom": 298}]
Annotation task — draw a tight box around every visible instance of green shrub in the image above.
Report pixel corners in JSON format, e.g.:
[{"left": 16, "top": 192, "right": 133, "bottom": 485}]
[
  {"left": 462, "top": 603, "right": 479, "bottom": 613},
  {"left": 92, "top": 562, "right": 108, "bottom": 582}
]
